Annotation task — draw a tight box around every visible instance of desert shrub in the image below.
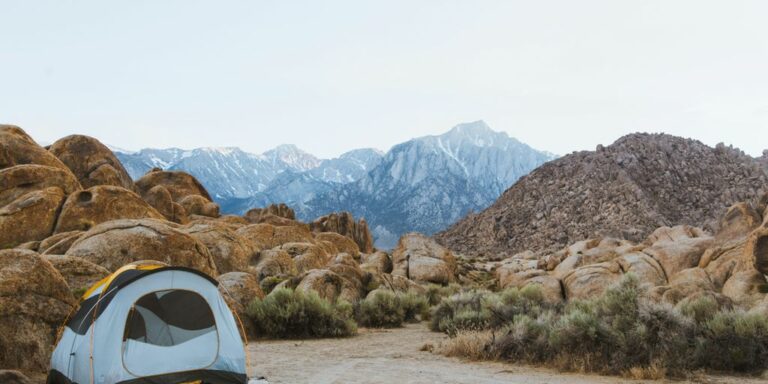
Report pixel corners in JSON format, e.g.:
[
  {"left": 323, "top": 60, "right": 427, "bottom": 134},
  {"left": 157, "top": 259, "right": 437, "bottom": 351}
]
[
  {"left": 246, "top": 288, "right": 357, "bottom": 338},
  {"left": 694, "top": 310, "right": 768, "bottom": 372},
  {"left": 424, "top": 283, "right": 462, "bottom": 306},
  {"left": 259, "top": 275, "right": 288, "bottom": 294},
  {"left": 357, "top": 290, "right": 406, "bottom": 327},
  {"left": 492, "top": 312, "right": 555, "bottom": 362},
  {"left": 400, "top": 291, "right": 430, "bottom": 322},
  {"left": 430, "top": 290, "right": 492, "bottom": 334},
  {"left": 678, "top": 295, "right": 720, "bottom": 324},
  {"left": 437, "top": 330, "right": 494, "bottom": 360}
]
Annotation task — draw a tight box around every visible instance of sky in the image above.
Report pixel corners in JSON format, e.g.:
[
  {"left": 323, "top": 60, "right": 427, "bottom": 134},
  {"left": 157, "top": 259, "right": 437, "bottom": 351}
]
[{"left": 1, "top": 1, "right": 767, "bottom": 159}]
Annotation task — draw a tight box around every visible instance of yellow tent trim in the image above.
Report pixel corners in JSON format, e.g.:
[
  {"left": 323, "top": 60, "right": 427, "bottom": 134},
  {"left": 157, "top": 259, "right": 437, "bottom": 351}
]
[{"left": 81, "top": 261, "right": 166, "bottom": 300}]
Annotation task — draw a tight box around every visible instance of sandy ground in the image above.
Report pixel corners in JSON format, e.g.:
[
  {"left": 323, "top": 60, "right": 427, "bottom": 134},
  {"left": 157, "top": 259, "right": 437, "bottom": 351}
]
[{"left": 247, "top": 323, "right": 766, "bottom": 384}]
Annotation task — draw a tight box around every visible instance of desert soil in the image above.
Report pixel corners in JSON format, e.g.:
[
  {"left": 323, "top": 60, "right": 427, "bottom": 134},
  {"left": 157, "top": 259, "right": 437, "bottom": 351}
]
[{"left": 247, "top": 323, "right": 764, "bottom": 384}]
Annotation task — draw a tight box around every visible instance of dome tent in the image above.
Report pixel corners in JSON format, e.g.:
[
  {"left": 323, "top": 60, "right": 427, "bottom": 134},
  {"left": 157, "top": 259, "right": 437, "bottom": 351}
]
[{"left": 47, "top": 261, "right": 248, "bottom": 384}]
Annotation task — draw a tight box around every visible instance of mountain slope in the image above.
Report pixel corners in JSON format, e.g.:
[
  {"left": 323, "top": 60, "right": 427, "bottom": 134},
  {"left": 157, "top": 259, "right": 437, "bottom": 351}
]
[
  {"left": 435, "top": 133, "right": 768, "bottom": 258},
  {"left": 302, "top": 121, "right": 555, "bottom": 248}
]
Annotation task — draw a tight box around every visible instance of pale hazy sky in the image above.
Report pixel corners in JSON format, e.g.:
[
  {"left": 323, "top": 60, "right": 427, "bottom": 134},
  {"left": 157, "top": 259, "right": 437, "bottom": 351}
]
[{"left": 1, "top": 1, "right": 767, "bottom": 158}]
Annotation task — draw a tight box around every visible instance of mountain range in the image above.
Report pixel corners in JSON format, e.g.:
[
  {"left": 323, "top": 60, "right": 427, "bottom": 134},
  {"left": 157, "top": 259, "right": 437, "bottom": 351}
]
[{"left": 115, "top": 121, "right": 555, "bottom": 248}]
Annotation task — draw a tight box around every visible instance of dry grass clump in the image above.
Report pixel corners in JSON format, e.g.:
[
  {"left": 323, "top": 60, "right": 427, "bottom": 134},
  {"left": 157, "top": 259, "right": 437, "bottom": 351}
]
[
  {"left": 247, "top": 288, "right": 357, "bottom": 338},
  {"left": 432, "top": 274, "right": 768, "bottom": 377}
]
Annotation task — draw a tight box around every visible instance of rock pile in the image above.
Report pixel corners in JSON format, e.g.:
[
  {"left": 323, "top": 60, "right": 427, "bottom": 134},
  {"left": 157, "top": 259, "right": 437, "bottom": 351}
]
[{"left": 437, "top": 133, "right": 768, "bottom": 258}]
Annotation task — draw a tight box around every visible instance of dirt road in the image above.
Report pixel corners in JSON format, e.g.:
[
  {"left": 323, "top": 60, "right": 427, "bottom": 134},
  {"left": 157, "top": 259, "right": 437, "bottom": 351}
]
[{"left": 247, "top": 323, "right": 764, "bottom": 384}]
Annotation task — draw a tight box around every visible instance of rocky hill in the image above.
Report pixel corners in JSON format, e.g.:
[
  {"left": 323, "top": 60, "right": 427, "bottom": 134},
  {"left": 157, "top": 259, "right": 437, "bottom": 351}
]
[{"left": 436, "top": 133, "right": 768, "bottom": 259}]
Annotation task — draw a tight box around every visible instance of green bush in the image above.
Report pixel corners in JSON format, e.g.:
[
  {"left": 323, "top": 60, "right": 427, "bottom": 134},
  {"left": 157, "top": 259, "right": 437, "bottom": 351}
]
[
  {"left": 430, "top": 291, "right": 492, "bottom": 334},
  {"left": 400, "top": 291, "right": 430, "bottom": 322},
  {"left": 357, "top": 290, "right": 406, "bottom": 328},
  {"left": 246, "top": 288, "right": 357, "bottom": 338},
  {"left": 424, "top": 283, "right": 462, "bottom": 306},
  {"left": 694, "top": 311, "right": 768, "bottom": 371}
]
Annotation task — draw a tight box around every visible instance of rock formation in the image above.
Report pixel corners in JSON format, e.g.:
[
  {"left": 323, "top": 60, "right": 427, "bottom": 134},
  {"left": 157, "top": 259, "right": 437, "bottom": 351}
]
[
  {"left": 437, "top": 133, "right": 767, "bottom": 258},
  {"left": 48, "top": 134, "right": 135, "bottom": 190},
  {"left": 392, "top": 233, "right": 457, "bottom": 284},
  {"left": 310, "top": 211, "right": 374, "bottom": 253}
]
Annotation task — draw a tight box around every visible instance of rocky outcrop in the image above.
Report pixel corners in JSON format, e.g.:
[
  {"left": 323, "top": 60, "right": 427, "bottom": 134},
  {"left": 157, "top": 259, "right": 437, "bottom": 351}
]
[
  {"left": 277, "top": 242, "right": 330, "bottom": 273},
  {"left": 48, "top": 135, "right": 134, "bottom": 190},
  {"left": 217, "top": 272, "right": 264, "bottom": 339},
  {"left": 0, "top": 370, "right": 34, "bottom": 384},
  {"left": 245, "top": 203, "right": 295, "bottom": 223},
  {"left": 310, "top": 212, "right": 374, "bottom": 253},
  {"left": 43, "top": 255, "right": 110, "bottom": 296},
  {"left": 0, "top": 250, "right": 75, "bottom": 373},
  {"left": 135, "top": 169, "right": 219, "bottom": 218},
  {"left": 295, "top": 269, "right": 345, "bottom": 302},
  {"left": 141, "top": 185, "right": 188, "bottom": 224},
  {"left": 0, "top": 164, "right": 80, "bottom": 208},
  {"left": 39, "top": 231, "right": 84, "bottom": 255},
  {"left": 250, "top": 249, "right": 297, "bottom": 282},
  {"left": 0, "top": 125, "right": 71, "bottom": 171},
  {"left": 0, "top": 187, "right": 66, "bottom": 248},
  {"left": 54, "top": 186, "right": 165, "bottom": 233},
  {"left": 181, "top": 221, "right": 252, "bottom": 274},
  {"left": 361, "top": 251, "right": 392, "bottom": 274},
  {"left": 437, "top": 133, "right": 767, "bottom": 258},
  {"left": 314, "top": 232, "right": 360, "bottom": 260},
  {"left": 65, "top": 219, "right": 217, "bottom": 275},
  {"left": 392, "top": 233, "right": 457, "bottom": 284}
]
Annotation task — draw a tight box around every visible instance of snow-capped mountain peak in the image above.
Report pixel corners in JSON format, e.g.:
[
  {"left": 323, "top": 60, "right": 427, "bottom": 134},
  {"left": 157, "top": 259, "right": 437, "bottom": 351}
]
[{"left": 263, "top": 144, "right": 321, "bottom": 171}]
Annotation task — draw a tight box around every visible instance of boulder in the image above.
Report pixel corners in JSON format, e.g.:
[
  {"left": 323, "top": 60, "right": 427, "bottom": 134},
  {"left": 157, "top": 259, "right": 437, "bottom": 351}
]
[
  {"left": 236, "top": 224, "right": 276, "bottom": 252},
  {"left": 503, "top": 271, "right": 564, "bottom": 305},
  {"left": 615, "top": 251, "right": 667, "bottom": 289},
  {"left": 135, "top": 169, "right": 213, "bottom": 202},
  {"left": 746, "top": 227, "right": 768, "bottom": 275},
  {"left": 54, "top": 186, "right": 165, "bottom": 233},
  {"left": 314, "top": 232, "right": 360, "bottom": 260},
  {"left": 0, "top": 164, "right": 80, "bottom": 207},
  {"left": 561, "top": 261, "right": 622, "bottom": 300},
  {"left": 245, "top": 203, "right": 295, "bottom": 222},
  {"left": 246, "top": 213, "right": 304, "bottom": 227},
  {"left": 553, "top": 238, "right": 635, "bottom": 277},
  {"left": 65, "top": 219, "right": 217, "bottom": 275},
  {"left": 43, "top": 255, "right": 110, "bottom": 296},
  {"left": 0, "top": 187, "right": 66, "bottom": 248},
  {"left": 273, "top": 224, "right": 314, "bottom": 246},
  {"left": 277, "top": 242, "right": 330, "bottom": 273},
  {"left": 142, "top": 185, "right": 188, "bottom": 224},
  {"left": 48, "top": 134, "right": 134, "bottom": 190},
  {"left": 361, "top": 251, "right": 392, "bottom": 274},
  {"left": 327, "top": 253, "right": 366, "bottom": 302},
  {"left": 217, "top": 272, "right": 265, "bottom": 339},
  {"left": 392, "top": 233, "right": 457, "bottom": 284},
  {"left": 0, "top": 249, "right": 75, "bottom": 373},
  {"left": 700, "top": 242, "right": 747, "bottom": 288},
  {"left": 295, "top": 269, "right": 344, "bottom": 302},
  {"left": 643, "top": 226, "right": 713, "bottom": 278},
  {"left": 217, "top": 215, "right": 249, "bottom": 226},
  {"left": 650, "top": 267, "right": 717, "bottom": 305},
  {"left": 715, "top": 202, "right": 763, "bottom": 243},
  {"left": 0, "top": 125, "right": 70, "bottom": 171},
  {"left": 0, "top": 370, "right": 34, "bottom": 384},
  {"left": 495, "top": 257, "right": 540, "bottom": 288},
  {"left": 181, "top": 222, "right": 252, "bottom": 274},
  {"left": 310, "top": 211, "right": 374, "bottom": 253},
  {"left": 179, "top": 194, "right": 220, "bottom": 218},
  {"left": 39, "top": 231, "right": 84, "bottom": 255},
  {"left": 250, "top": 249, "right": 297, "bottom": 281},
  {"left": 721, "top": 270, "right": 768, "bottom": 307},
  {"left": 376, "top": 273, "right": 427, "bottom": 295}
]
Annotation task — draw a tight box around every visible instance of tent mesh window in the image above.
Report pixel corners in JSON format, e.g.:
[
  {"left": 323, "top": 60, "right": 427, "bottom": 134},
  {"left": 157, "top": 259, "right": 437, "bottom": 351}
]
[{"left": 124, "top": 290, "right": 217, "bottom": 346}]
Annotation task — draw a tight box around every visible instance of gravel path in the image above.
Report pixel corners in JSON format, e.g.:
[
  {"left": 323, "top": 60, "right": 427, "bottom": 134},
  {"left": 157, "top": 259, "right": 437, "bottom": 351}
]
[{"left": 246, "top": 323, "right": 764, "bottom": 384}]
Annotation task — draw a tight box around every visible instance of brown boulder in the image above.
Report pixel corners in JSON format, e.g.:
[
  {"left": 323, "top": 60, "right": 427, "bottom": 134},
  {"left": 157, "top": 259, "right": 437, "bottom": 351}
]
[
  {"left": 250, "top": 249, "right": 297, "bottom": 281},
  {"left": 142, "top": 185, "right": 188, "bottom": 224},
  {"left": 54, "top": 186, "right": 164, "bottom": 233},
  {"left": 361, "top": 251, "right": 392, "bottom": 274},
  {"left": 0, "top": 125, "right": 70, "bottom": 171},
  {"left": 650, "top": 267, "right": 716, "bottom": 305},
  {"left": 295, "top": 269, "right": 344, "bottom": 302},
  {"left": 368, "top": 273, "right": 426, "bottom": 296},
  {"left": 277, "top": 242, "right": 330, "bottom": 273},
  {"left": 273, "top": 224, "right": 314, "bottom": 246},
  {"left": 495, "top": 256, "right": 540, "bottom": 288},
  {"left": 245, "top": 203, "right": 295, "bottom": 223},
  {"left": 715, "top": 202, "right": 763, "bottom": 243},
  {"left": 43, "top": 255, "right": 110, "bottom": 296},
  {"left": 314, "top": 232, "right": 360, "bottom": 260},
  {"left": 0, "top": 370, "right": 34, "bottom": 384},
  {"left": 181, "top": 222, "right": 252, "bottom": 274},
  {"left": 721, "top": 270, "right": 768, "bottom": 307},
  {"left": 643, "top": 226, "right": 713, "bottom": 278},
  {"left": 392, "top": 233, "right": 457, "bottom": 284},
  {"left": 48, "top": 134, "right": 134, "bottom": 190},
  {"left": 502, "top": 270, "right": 564, "bottom": 305},
  {"left": 328, "top": 253, "right": 366, "bottom": 302},
  {"left": 135, "top": 169, "right": 212, "bottom": 201},
  {"left": 615, "top": 252, "right": 667, "bottom": 288},
  {"left": 236, "top": 224, "right": 276, "bottom": 252},
  {"left": 39, "top": 231, "right": 84, "bottom": 255},
  {"left": 0, "top": 249, "right": 75, "bottom": 373},
  {"left": 561, "top": 261, "right": 622, "bottom": 300},
  {"left": 553, "top": 238, "right": 636, "bottom": 277},
  {"left": 746, "top": 227, "right": 768, "bottom": 275},
  {"left": 310, "top": 211, "right": 374, "bottom": 253},
  {"left": 217, "top": 272, "right": 264, "bottom": 339},
  {"left": 65, "top": 219, "right": 217, "bottom": 275},
  {"left": 179, "top": 194, "right": 220, "bottom": 218},
  {"left": 0, "top": 164, "right": 80, "bottom": 207},
  {"left": 0, "top": 187, "right": 66, "bottom": 248}
]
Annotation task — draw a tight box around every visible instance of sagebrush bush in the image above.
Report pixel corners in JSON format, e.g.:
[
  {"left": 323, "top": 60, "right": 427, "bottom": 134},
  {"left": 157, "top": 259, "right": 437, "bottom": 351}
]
[
  {"left": 357, "top": 290, "right": 406, "bottom": 327},
  {"left": 400, "top": 291, "right": 430, "bottom": 322},
  {"left": 424, "top": 283, "right": 462, "bottom": 306},
  {"left": 433, "top": 273, "right": 768, "bottom": 377},
  {"left": 246, "top": 288, "right": 357, "bottom": 338}
]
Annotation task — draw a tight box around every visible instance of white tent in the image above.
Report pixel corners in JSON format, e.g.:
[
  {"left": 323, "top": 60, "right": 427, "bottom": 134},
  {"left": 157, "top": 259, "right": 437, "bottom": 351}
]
[{"left": 47, "top": 262, "right": 247, "bottom": 384}]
